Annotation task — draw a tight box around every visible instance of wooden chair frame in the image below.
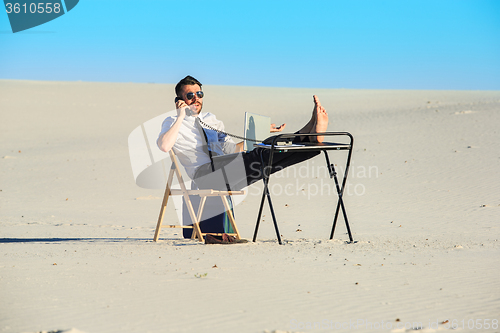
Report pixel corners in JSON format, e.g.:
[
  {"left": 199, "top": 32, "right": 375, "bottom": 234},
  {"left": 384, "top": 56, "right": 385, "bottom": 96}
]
[{"left": 154, "top": 150, "right": 245, "bottom": 242}]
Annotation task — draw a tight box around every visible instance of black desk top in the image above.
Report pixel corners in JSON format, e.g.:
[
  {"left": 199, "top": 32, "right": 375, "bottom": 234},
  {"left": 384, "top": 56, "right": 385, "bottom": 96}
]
[{"left": 255, "top": 142, "right": 351, "bottom": 151}]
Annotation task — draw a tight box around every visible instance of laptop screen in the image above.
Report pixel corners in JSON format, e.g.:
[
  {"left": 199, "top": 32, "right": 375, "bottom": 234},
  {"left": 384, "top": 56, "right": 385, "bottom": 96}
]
[{"left": 243, "top": 112, "right": 271, "bottom": 151}]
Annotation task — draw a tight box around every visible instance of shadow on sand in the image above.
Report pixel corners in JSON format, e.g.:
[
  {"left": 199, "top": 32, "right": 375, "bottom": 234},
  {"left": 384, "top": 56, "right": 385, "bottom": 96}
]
[{"left": 0, "top": 237, "right": 190, "bottom": 244}]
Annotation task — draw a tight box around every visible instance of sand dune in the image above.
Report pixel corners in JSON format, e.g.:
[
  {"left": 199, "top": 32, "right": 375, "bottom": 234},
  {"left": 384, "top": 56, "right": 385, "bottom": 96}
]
[{"left": 1, "top": 80, "right": 499, "bottom": 333}]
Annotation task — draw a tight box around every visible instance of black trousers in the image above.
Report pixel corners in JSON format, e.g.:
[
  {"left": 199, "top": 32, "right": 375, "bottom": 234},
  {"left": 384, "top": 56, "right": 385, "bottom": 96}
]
[{"left": 194, "top": 147, "right": 320, "bottom": 191}]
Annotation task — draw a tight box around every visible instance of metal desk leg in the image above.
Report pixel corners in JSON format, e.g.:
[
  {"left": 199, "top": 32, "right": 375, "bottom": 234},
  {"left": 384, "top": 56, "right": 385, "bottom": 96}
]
[
  {"left": 264, "top": 176, "right": 282, "bottom": 244},
  {"left": 253, "top": 150, "right": 268, "bottom": 242},
  {"left": 252, "top": 184, "right": 267, "bottom": 242},
  {"left": 324, "top": 150, "right": 353, "bottom": 242},
  {"left": 252, "top": 148, "right": 283, "bottom": 244}
]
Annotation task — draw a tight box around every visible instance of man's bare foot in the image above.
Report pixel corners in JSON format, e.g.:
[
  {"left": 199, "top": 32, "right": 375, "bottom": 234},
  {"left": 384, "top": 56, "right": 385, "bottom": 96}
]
[{"left": 313, "top": 95, "right": 328, "bottom": 142}]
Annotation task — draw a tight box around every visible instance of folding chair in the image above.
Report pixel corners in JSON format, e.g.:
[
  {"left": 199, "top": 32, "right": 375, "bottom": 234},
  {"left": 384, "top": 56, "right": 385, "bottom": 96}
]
[{"left": 153, "top": 150, "right": 245, "bottom": 242}]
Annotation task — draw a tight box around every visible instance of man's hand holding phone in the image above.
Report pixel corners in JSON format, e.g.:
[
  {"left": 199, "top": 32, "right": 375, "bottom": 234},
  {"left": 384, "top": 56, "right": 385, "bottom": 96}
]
[{"left": 175, "top": 97, "right": 195, "bottom": 118}]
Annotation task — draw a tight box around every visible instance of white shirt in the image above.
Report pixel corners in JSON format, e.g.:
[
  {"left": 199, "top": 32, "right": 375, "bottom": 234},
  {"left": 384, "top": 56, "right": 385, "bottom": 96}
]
[{"left": 157, "top": 112, "right": 237, "bottom": 179}]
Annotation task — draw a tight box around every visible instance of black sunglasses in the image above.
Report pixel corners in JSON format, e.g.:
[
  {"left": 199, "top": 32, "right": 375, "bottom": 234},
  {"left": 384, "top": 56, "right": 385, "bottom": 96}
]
[{"left": 185, "top": 91, "right": 204, "bottom": 100}]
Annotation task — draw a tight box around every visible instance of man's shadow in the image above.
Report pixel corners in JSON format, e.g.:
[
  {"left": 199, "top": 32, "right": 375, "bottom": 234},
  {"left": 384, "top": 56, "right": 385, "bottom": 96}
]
[{"left": 245, "top": 116, "right": 256, "bottom": 150}]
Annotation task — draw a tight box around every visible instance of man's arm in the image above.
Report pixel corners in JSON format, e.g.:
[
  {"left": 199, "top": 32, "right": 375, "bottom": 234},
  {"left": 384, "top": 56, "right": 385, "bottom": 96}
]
[
  {"left": 157, "top": 101, "right": 192, "bottom": 153},
  {"left": 235, "top": 141, "right": 244, "bottom": 152},
  {"left": 270, "top": 123, "right": 286, "bottom": 132},
  {"left": 232, "top": 122, "right": 286, "bottom": 152},
  {"left": 157, "top": 116, "right": 184, "bottom": 153}
]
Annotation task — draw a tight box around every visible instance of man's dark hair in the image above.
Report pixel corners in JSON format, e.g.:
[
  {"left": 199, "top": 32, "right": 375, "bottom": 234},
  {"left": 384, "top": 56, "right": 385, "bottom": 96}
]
[{"left": 175, "top": 75, "right": 202, "bottom": 97}]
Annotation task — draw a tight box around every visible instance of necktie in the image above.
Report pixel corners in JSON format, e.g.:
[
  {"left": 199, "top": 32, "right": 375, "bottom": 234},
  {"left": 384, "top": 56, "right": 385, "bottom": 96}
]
[
  {"left": 195, "top": 116, "right": 232, "bottom": 192},
  {"left": 195, "top": 116, "right": 215, "bottom": 172}
]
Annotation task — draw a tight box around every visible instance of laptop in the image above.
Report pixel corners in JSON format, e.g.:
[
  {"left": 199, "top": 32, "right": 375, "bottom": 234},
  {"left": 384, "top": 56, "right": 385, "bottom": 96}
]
[{"left": 243, "top": 112, "right": 271, "bottom": 151}]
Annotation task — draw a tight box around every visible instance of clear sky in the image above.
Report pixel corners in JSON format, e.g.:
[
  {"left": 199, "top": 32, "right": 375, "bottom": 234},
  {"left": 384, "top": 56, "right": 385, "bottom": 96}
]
[{"left": 1, "top": 0, "right": 499, "bottom": 90}]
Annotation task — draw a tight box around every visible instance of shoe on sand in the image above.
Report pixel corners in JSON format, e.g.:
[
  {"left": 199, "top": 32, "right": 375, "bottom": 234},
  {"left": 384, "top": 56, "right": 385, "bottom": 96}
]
[{"left": 205, "top": 233, "right": 248, "bottom": 244}]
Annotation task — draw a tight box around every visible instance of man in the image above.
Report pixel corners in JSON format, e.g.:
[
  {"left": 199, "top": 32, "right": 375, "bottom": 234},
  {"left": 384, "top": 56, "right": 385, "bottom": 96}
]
[{"left": 157, "top": 75, "right": 329, "bottom": 191}]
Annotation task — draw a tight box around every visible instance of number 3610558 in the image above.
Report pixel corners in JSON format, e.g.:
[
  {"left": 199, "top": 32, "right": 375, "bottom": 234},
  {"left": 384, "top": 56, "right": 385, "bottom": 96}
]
[{"left": 5, "top": 3, "right": 62, "bottom": 14}]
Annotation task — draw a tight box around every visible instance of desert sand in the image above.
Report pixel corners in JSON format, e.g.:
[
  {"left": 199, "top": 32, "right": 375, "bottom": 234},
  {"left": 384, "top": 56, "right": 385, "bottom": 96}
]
[{"left": 1, "top": 80, "right": 499, "bottom": 333}]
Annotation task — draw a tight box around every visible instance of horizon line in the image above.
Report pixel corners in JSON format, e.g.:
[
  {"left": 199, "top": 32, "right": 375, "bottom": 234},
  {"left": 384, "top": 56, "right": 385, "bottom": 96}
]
[{"left": 1, "top": 78, "right": 499, "bottom": 92}]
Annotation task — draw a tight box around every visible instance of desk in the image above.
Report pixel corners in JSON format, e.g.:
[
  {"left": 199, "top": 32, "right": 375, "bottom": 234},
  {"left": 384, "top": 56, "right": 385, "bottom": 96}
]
[{"left": 252, "top": 132, "right": 354, "bottom": 244}]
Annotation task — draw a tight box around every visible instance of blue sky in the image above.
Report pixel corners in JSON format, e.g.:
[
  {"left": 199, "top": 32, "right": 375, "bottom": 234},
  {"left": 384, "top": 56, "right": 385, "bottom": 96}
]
[{"left": 1, "top": 0, "right": 499, "bottom": 90}]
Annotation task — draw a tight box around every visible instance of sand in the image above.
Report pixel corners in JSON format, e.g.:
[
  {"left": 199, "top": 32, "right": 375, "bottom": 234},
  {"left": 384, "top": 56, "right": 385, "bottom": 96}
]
[{"left": 1, "top": 80, "right": 499, "bottom": 333}]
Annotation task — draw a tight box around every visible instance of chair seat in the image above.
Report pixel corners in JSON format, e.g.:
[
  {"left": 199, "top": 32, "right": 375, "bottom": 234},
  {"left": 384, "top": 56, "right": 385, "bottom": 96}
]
[{"left": 169, "top": 189, "right": 245, "bottom": 196}]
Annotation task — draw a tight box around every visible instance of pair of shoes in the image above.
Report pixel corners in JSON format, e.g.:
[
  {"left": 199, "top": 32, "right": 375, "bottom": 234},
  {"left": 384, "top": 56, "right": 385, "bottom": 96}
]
[{"left": 205, "top": 233, "right": 249, "bottom": 244}]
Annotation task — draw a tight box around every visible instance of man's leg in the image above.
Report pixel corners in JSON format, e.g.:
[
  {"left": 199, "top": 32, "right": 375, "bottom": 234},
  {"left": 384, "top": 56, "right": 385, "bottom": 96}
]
[
  {"left": 194, "top": 149, "right": 320, "bottom": 191},
  {"left": 243, "top": 148, "right": 320, "bottom": 186},
  {"left": 194, "top": 153, "right": 249, "bottom": 191},
  {"left": 295, "top": 95, "right": 329, "bottom": 143},
  {"left": 194, "top": 95, "right": 329, "bottom": 189}
]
